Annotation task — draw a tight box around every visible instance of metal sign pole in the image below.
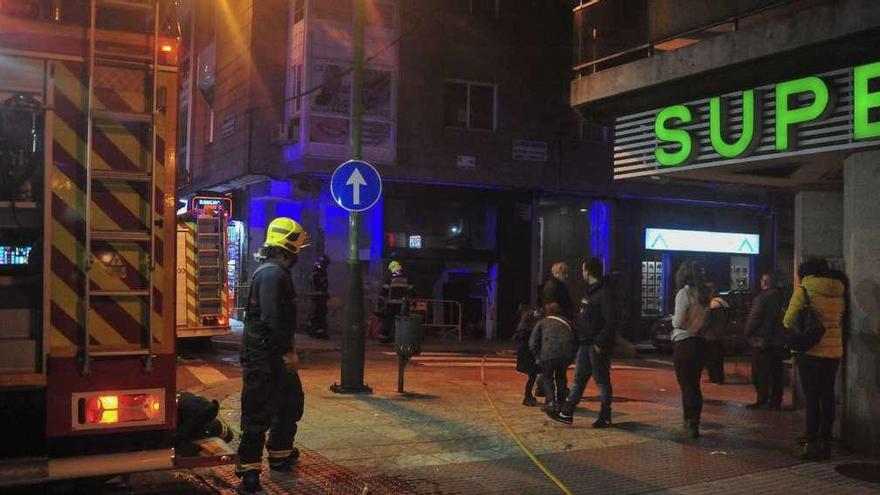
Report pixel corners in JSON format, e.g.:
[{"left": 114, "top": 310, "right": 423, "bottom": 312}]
[{"left": 332, "top": 0, "right": 371, "bottom": 394}]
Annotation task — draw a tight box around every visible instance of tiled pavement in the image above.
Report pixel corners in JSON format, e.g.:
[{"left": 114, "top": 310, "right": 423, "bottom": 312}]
[{"left": 162, "top": 344, "right": 880, "bottom": 494}]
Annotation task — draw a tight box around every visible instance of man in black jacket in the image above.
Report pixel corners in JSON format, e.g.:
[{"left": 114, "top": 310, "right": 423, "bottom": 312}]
[
  {"left": 744, "top": 272, "right": 786, "bottom": 410},
  {"left": 307, "top": 254, "right": 330, "bottom": 339},
  {"left": 549, "top": 257, "right": 616, "bottom": 427},
  {"left": 542, "top": 261, "right": 573, "bottom": 319},
  {"left": 235, "top": 217, "right": 309, "bottom": 494}
]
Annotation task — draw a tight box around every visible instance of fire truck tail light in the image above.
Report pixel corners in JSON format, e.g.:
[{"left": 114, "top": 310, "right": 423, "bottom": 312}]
[
  {"left": 160, "top": 43, "right": 174, "bottom": 53},
  {"left": 76, "top": 390, "right": 164, "bottom": 429}
]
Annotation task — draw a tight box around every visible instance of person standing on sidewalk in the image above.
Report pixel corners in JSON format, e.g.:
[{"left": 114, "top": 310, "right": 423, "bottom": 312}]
[
  {"left": 549, "top": 257, "right": 616, "bottom": 427},
  {"left": 702, "top": 283, "right": 729, "bottom": 385},
  {"left": 529, "top": 302, "right": 578, "bottom": 412},
  {"left": 235, "top": 217, "right": 310, "bottom": 494},
  {"left": 307, "top": 254, "right": 330, "bottom": 340},
  {"left": 379, "top": 260, "right": 413, "bottom": 344},
  {"left": 783, "top": 258, "right": 845, "bottom": 461},
  {"left": 744, "top": 272, "right": 786, "bottom": 410},
  {"left": 542, "top": 261, "right": 574, "bottom": 320},
  {"left": 672, "top": 261, "right": 711, "bottom": 438},
  {"left": 514, "top": 305, "right": 543, "bottom": 407}
]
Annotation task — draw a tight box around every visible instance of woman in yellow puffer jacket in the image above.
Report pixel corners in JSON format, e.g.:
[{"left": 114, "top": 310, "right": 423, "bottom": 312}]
[{"left": 783, "top": 258, "right": 846, "bottom": 461}]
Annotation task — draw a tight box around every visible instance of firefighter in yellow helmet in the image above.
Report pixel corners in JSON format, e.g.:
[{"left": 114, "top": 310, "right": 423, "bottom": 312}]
[
  {"left": 379, "top": 260, "right": 414, "bottom": 344},
  {"left": 236, "top": 217, "right": 309, "bottom": 493}
]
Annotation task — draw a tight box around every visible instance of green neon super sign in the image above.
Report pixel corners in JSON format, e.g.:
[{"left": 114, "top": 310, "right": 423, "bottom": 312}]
[{"left": 653, "top": 61, "right": 880, "bottom": 167}]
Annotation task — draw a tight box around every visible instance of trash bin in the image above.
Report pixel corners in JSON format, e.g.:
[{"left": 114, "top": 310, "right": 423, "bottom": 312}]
[
  {"left": 394, "top": 314, "right": 423, "bottom": 358},
  {"left": 394, "top": 314, "right": 423, "bottom": 393}
]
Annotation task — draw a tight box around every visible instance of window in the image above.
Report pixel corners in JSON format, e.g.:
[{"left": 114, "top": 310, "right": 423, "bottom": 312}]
[
  {"left": 443, "top": 81, "right": 497, "bottom": 131},
  {"left": 469, "top": 0, "right": 499, "bottom": 19}
]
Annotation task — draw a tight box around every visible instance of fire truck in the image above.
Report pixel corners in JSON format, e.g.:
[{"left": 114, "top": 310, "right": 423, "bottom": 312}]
[
  {"left": 0, "top": 0, "right": 233, "bottom": 486},
  {"left": 176, "top": 195, "right": 232, "bottom": 338}
]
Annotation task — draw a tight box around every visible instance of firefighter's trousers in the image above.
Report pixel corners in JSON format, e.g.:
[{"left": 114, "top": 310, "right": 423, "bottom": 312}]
[{"left": 237, "top": 360, "right": 305, "bottom": 468}]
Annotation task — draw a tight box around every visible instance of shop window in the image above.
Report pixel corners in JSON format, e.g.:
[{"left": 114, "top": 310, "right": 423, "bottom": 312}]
[
  {"left": 641, "top": 259, "right": 663, "bottom": 316},
  {"left": 385, "top": 198, "right": 497, "bottom": 252},
  {"left": 443, "top": 81, "right": 497, "bottom": 131}
]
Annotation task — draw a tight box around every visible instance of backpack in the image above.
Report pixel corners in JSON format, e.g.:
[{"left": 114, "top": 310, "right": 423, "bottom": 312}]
[{"left": 787, "top": 287, "right": 825, "bottom": 353}]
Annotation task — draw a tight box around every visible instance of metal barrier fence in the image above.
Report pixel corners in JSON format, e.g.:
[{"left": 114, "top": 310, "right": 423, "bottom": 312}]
[
  {"left": 235, "top": 287, "right": 462, "bottom": 341},
  {"left": 409, "top": 299, "right": 462, "bottom": 342}
]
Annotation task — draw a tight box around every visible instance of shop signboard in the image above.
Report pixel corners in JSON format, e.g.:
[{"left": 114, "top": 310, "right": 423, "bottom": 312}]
[
  {"left": 645, "top": 228, "right": 760, "bottom": 255},
  {"left": 614, "top": 61, "right": 880, "bottom": 179}
]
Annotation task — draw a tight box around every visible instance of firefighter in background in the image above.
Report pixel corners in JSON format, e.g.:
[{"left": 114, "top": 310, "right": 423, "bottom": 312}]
[
  {"left": 235, "top": 217, "right": 310, "bottom": 494},
  {"left": 307, "top": 254, "right": 331, "bottom": 340},
  {"left": 379, "top": 260, "right": 414, "bottom": 344}
]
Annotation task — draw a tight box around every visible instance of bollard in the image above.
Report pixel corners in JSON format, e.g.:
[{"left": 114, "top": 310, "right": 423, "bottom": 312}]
[{"left": 394, "top": 314, "right": 423, "bottom": 393}]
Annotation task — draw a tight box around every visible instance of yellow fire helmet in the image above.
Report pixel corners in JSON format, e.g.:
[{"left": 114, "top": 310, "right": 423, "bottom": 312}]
[
  {"left": 388, "top": 260, "right": 402, "bottom": 274},
  {"left": 264, "top": 217, "right": 311, "bottom": 255}
]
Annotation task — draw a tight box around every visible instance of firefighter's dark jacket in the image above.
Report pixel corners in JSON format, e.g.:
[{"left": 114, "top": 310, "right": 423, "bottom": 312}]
[
  {"left": 242, "top": 259, "right": 296, "bottom": 363},
  {"left": 576, "top": 277, "right": 616, "bottom": 350}
]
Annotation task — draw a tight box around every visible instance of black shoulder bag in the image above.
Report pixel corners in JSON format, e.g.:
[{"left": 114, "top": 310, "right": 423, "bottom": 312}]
[{"left": 787, "top": 287, "right": 825, "bottom": 353}]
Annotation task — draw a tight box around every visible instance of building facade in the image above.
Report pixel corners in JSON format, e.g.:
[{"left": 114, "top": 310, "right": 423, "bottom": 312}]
[
  {"left": 570, "top": 0, "right": 880, "bottom": 454},
  {"left": 178, "top": 0, "right": 778, "bottom": 342}
]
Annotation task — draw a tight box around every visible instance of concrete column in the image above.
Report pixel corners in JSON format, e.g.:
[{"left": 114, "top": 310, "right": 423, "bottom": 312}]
[
  {"left": 791, "top": 190, "right": 843, "bottom": 410},
  {"left": 794, "top": 190, "right": 843, "bottom": 269},
  {"left": 843, "top": 149, "right": 880, "bottom": 455}
]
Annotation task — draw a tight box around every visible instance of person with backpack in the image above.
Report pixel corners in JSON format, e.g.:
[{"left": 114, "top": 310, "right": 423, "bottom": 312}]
[
  {"left": 783, "top": 258, "right": 845, "bottom": 461},
  {"left": 514, "top": 305, "right": 543, "bottom": 407},
  {"left": 529, "top": 302, "right": 578, "bottom": 413},
  {"left": 744, "top": 272, "right": 786, "bottom": 410},
  {"left": 672, "top": 261, "right": 711, "bottom": 438},
  {"left": 548, "top": 257, "right": 616, "bottom": 427}
]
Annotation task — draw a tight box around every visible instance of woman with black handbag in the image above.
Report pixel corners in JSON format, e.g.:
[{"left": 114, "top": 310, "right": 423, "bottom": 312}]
[{"left": 783, "top": 258, "right": 846, "bottom": 461}]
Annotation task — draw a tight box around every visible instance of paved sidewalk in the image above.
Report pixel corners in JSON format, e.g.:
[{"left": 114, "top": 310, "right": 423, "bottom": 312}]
[{"left": 171, "top": 346, "right": 880, "bottom": 494}]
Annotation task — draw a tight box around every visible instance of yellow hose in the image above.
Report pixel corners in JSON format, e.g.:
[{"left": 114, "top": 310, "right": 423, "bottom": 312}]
[{"left": 480, "top": 356, "right": 574, "bottom": 495}]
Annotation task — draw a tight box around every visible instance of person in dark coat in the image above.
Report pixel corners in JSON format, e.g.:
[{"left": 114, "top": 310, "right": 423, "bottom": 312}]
[
  {"left": 549, "top": 257, "right": 616, "bottom": 427},
  {"left": 235, "top": 218, "right": 309, "bottom": 494},
  {"left": 529, "top": 302, "right": 578, "bottom": 412},
  {"left": 307, "top": 254, "right": 330, "bottom": 339},
  {"left": 702, "top": 284, "right": 730, "bottom": 384},
  {"left": 514, "top": 305, "right": 543, "bottom": 407},
  {"left": 542, "top": 261, "right": 573, "bottom": 320},
  {"left": 745, "top": 272, "right": 786, "bottom": 410}
]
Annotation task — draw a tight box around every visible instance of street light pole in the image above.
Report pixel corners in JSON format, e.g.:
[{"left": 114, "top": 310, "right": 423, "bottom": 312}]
[{"left": 332, "top": 0, "right": 371, "bottom": 394}]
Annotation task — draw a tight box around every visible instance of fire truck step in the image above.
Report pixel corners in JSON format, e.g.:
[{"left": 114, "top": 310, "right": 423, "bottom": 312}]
[
  {"left": 97, "top": 0, "right": 155, "bottom": 12},
  {"left": 89, "top": 348, "right": 150, "bottom": 357},
  {"left": 91, "top": 230, "right": 151, "bottom": 242},
  {"left": 91, "top": 289, "right": 151, "bottom": 297},
  {"left": 91, "top": 170, "right": 152, "bottom": 182},
  {"left": 94, "top": 52, "right": 154, "bottom": 68},
  {"left": 91, "top": 109, "right": 153, "bottom": 124}
]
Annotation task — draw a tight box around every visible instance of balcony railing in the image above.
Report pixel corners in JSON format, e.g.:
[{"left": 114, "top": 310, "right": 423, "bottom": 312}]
[{"left": 572, "top": 0, "right": 798, "bottom": 78}]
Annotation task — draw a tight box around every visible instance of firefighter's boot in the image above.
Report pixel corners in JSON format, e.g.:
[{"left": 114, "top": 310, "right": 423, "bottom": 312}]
[
  {"left": 235, "top": 466, "right": 262, "bottom": 494},
  {"left": 268, "top": 447, "right": 300, "bottom": 473}
]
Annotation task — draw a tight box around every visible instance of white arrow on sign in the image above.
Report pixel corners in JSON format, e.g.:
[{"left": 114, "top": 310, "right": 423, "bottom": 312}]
[{"left": 345, "top": 167, "right": 367, "bottom": 205}]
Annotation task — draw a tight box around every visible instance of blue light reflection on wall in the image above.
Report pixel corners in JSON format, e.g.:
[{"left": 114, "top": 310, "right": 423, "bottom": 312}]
[
  {"left": 368, "top": 194, "right": 384, "bottom": 269},
  {"left": 275, "top": 201, "right": 303, "bottom": 222},
  {"left": 590, "top": 199, "right": 611, "bottom": 274},
  {"left": 249, "top": 198, "right": 267, "bottom": 230},
  {"left": 269, "top": 179, "right": 292, "bottom": 198}
]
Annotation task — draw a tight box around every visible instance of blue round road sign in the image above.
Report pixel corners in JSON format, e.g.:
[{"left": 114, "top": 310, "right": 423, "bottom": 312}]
[{"left": 330, "top": 160, "right": 382, "bottom": 212}]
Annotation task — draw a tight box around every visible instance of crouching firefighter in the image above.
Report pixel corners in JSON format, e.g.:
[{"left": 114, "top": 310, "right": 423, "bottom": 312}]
[{"left": 235, "top": 217, "right": 310, "bottom": 494}]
